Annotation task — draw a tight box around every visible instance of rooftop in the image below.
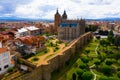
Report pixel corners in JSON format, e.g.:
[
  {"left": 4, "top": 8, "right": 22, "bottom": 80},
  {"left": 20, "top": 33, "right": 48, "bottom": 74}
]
[
  {"left": 17, "top": 28, "right": 28, "bottom": 33},
  {"left": 26, "top": 26, "right": 39, "bottom": 31},
  {"left": 0, "top": 48, "right": 8, "bottom": 54},
  {"left": 59, "top": 23, "right": 78, "bottom": 27}
]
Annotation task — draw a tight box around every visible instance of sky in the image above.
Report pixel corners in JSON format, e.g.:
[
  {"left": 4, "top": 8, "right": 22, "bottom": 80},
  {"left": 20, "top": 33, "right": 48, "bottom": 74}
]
[{"left": 0, "top": 0, "right": 120, "bottom": 19}]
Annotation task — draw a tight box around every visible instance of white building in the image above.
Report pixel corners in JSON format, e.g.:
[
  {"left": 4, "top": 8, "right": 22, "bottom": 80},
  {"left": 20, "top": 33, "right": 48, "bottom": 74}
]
[
  {"left": 26, "top": 26, "right": 40, "bottom": 36},
  {"left": 17, "top": 27, "right": 29, "bottom": 38},
  {"left": 0, "top": 48, "right": 11, "bottom": 74},
  {"left": 16, "top": 26, "right": 40, "bottom": 38}
]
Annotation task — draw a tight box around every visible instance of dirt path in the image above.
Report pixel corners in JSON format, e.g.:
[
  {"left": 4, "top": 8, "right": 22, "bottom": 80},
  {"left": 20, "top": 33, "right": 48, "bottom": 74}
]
[
  {"left": 28, "top": 39, "right": 66, "bottom": 66},
  {"left": 90, "top": 43, "right": 99, "bottom": 80}
]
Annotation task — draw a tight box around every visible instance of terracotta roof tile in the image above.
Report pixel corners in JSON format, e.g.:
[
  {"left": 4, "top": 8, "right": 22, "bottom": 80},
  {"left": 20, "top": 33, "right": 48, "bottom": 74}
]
[{"left": 0, "top": 48, "right": 8, "bottom": 54}]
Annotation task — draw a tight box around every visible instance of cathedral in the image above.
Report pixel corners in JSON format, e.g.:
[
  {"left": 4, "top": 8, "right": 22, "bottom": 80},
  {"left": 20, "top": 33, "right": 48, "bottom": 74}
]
[{"left": 54, "top": 9, "right": 86, "bottom": 41}]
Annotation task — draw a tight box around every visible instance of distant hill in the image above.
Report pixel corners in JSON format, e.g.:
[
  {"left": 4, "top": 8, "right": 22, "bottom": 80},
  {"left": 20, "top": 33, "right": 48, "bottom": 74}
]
[
  {"left": 0, "top": 17, "right": 120, "bottom": 22},
  {"left": 86, "top": 18, "right": 120, "bottom": 21},
  {"left": 0, "top": 17, "right": 54, "bottom": 22}
]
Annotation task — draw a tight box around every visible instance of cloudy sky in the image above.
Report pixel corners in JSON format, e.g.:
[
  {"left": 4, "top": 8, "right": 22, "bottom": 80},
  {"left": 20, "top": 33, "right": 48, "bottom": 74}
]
[{"left": 0, "top": 0, "right": 120, "bottom": 19}]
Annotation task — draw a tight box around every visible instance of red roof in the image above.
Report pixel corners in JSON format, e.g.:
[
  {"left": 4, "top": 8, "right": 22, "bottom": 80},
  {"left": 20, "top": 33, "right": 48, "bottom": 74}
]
[{"left": 0, "top": 48, "right": 8, "bottom": 54}]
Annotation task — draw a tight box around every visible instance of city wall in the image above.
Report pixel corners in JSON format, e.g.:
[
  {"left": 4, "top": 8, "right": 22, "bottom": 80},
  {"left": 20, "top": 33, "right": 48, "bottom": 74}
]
[{"left": 15, "top": 32, "right": 93, "bottom": 80}]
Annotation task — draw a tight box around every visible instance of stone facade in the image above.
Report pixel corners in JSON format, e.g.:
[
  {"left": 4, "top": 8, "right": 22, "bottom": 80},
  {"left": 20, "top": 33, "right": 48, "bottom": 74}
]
[
  {"left": 54, "top": 10, "right": 86, "bottom": 41},
  {"left": 14, "top": 32, "right": 93, "bottom": 80}
]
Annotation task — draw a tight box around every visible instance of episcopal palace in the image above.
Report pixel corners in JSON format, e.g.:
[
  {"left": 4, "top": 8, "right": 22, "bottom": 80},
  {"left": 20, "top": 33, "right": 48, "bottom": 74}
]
[{"left": 54, "top": 9, "right": 86, "bottom": 41}]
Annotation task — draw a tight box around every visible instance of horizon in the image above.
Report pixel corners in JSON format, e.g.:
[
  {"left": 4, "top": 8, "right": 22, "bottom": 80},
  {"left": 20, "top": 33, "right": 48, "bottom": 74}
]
[{"left": 0, "top": 0, "right": 120, "bottom": 19}]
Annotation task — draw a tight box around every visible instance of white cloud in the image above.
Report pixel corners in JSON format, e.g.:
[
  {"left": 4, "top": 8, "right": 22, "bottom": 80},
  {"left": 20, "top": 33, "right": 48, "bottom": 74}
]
[{"left": 1, "top": 0, "right": 120, "bottom": 19}]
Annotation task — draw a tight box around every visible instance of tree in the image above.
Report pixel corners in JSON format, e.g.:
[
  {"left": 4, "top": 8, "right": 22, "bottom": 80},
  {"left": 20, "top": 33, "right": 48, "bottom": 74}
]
[
  {"left": 76, "top": 69, "right": 84, "bottom": 79},
  {"left": 101, "top": 65, "right": 112, "bottom": 75},
  {"left": 79, "top": 63, "right": 87, "bottom": 69},
  {"left": 98, "top": 30, "right": 109, "bottom": 35},
  {"left": 105, "top": 59, "right": 113, "bottom": 65},
  {"left": 109, "top": 30, "right": 114, "bottom": 36},
  {"left": 96, "top": 35, "right": 101, "bottom": 39},
  {"left": 100, "top": 39, "right": 110, "bottom": 47},
  {"left": 98, "top": 54, "right": 106, "bottom": 62},
  {"left": 94, "top": 60, "right": 101, "bottom": 68},
  {"left": 86, "top": 24, "right": 98, "bottom": 32},
  {"left": 114, "top": 36, "right": 120, "bottom": 49},
  {"left": 113, "top": 52, "right": 120, "bottom": 60},
  {"left": 84, "top": 50, "right": 90, "bottom": 57},
  {"left": 107, "top": 35, "right": 115, "bottom": 44},
  {"left": 117, "top": 71, "right": 120, "bottom": 78},
  {"left": 81, "top": 56, "right": 90, "bottom": 64},
  {"left": 81, "top": 71, "right": 93, "bottom": 80},
  {"left": 117, "top": 67, "right": 120, "bottom": 71},
  {"left": 72, "top": 73, "right": 76, "bottom": 80}
]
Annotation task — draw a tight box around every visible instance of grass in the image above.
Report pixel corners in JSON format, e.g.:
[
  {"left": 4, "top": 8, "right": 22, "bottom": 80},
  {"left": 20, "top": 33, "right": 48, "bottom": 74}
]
[
  {"left": 52, "top": 39, "right": 120, "bottom": 80},
  {"left": 44, "top": 54, "right": 55, "bottom": 60},
  {"left": 35, "top": 48, "right": 50, "bottom": 56}
]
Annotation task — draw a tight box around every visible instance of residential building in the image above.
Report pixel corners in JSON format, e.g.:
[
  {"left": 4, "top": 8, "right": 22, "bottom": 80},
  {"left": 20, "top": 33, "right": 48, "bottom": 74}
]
[
  {"left": 0, "top": 43, "right": 11, "bottom": 74},
  {"left": 26, "top": 26, "right": 40, "bottom": 36}
]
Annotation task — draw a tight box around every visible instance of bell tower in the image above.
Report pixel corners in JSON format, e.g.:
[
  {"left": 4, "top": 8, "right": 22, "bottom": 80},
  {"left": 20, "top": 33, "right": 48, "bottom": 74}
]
[
  {"left": 62, "top": 10, "right": 67, "bottom": 20},
  {"left": 54, "top": 9, "right": 61, "bottom": 32}
]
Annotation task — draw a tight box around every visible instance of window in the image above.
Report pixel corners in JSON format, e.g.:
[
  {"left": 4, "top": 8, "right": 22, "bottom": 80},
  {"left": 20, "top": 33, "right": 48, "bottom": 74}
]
[
  {"left": 2, "top": 53, "right": 8, "bottom": 57},
  {"left": 4, "top": 65, "right": 9, "bottom": 69},
  {"left": 0, "top": 68, "right": 1, "bottom": 71},
  {"left": 3, "top": 58, "right": 8, "bottom": 63}
]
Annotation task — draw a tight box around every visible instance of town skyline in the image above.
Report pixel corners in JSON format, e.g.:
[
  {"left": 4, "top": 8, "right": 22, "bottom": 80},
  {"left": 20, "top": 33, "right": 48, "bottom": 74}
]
[{"left": 0, "top": 0, "right": 120, "bottom": 19}]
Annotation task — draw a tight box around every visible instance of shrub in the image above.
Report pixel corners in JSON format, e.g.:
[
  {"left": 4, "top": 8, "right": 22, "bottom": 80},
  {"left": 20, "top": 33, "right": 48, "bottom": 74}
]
[
  {"left": 53, "top": 46, "right": 59, "bottom": 52},
  {"left": 44, "top": 48, "right": 49, "bottom": 53},
  {"left": 65, "top": 42, "right": 69, "bottom": 46},
  {"left": 101, "top": 65, "right": 112, "bottom": 75},
  {"left": 7, "top": 67, "right": 14, "bottom": 73},
  {"left": 79, "top": 63, "right": 87, "bottom": 69},
  {"left": 109, "top": 77, "right": 119, "bottom": 80},
  {"left": 56, "top": 40, "right": 63, "bottom": 44},
  {"left": 72, "top": 73, "right": 76, "bottom": 80},
  {"left": 105, "top": 59, "right": 113, "bottom": 65},
  {"left": 98, "top": 55, "right": 106, "bottom": 62},
  {"left": 76, "top": 69, "right": 84, "bottom": 77},
  {"left": 117, "top": 71, "right": 120, "bottom": 78},
  {"left": 99, "top": 76, "right": 108, "bottom": 80},
  {"left": 81, "top": 56, "right": 89, "bottom": 63},
  {"left": 117, "top": 67, "right": 120, "bottom": 71},
  {"left": 31, "top": 57, "right": 39, "bottom": 61},
  {"left": 99, "top": 76, "right": 119, "bottom": 80},
  {"left": 81, "top": 71, "right": 93, "bottom": 80},
  {"left": 94, "top": 60, "right": 101, "bottom": 66}
]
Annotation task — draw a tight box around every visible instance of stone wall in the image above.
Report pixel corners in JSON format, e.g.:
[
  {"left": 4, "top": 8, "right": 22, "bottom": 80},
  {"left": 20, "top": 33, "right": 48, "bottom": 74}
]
[{"left": 15, "top": 32, "right": 93, "bottom": 80}]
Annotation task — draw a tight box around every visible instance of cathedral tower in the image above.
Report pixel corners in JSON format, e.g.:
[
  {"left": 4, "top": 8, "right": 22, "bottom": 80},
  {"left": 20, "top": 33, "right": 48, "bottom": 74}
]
[
  {"left": 62, "top": 10, "right": 67, "bottom": 20},
  {"left": 54, "top": 9, "right": 61, "bottom": 32}
]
